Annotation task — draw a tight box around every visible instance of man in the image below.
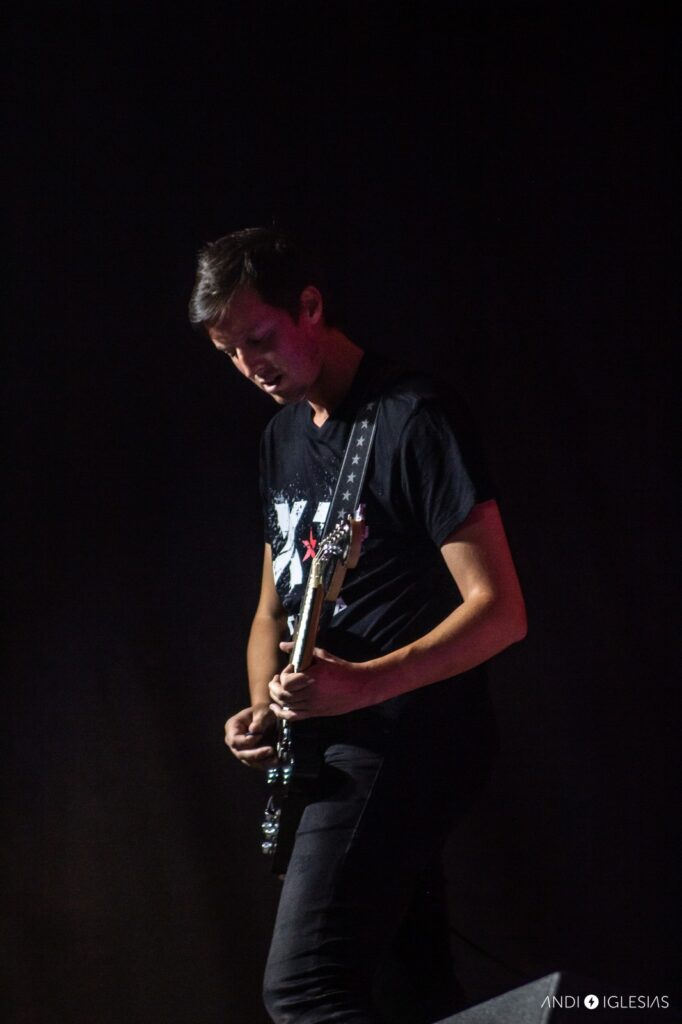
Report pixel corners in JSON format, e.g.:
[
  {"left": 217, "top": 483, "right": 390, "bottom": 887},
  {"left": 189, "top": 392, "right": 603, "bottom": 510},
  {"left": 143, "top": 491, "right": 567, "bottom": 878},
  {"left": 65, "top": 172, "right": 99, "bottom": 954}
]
[{"left": 189, "top": 227, "right": 526, "bottom": 1024}]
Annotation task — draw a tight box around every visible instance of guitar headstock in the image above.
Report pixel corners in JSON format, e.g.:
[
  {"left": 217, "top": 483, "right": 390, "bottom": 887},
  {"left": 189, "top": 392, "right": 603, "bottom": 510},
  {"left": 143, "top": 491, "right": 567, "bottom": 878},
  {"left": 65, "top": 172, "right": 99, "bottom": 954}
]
[
  {"left": 290, "top": 509, "right": 367, "bottom": 671},
  {"left": 311, "top": 510, "right": 365, "bottom": 600}
]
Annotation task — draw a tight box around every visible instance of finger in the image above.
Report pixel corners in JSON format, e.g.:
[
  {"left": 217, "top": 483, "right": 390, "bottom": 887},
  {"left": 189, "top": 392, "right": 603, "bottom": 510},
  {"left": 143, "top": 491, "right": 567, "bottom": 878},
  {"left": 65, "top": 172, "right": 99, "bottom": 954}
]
[
  {"left": 225, "top": 724, "right": 250, "bottom": 745},
  {"left": 237, "top": 743, "right": 274, "bottom": 759},
  {"left": 270, "top": 677, "right": 310, "bottom": 703},
  {"left": 233, "top": 732, "right": 269, "bottom": 751},
  {"left": 279, "top": 680, "right": 313, "bottom": 697},
  {"left": 270, "top": 691, "right": 299, "bottom": 709},
  {"left": 273, "top": 691, "right": 309, "bottom": 712},
  {"left": 270, "top": 702, "right": 306, "bottom": 722},
  {"left": 268, "top": 679, "right": 284, "bottom": 704},
  {"left": 279, "top": 666, "right": 313, "bottom": 689},
  {"left": 231, "top": 732, "right": 275, "bottom": 754},
  {"left": 225, "top": 716, "right": 249, "bottom": 737},
  {"left": 250, "top": 708, "right": 274, "bottom": 733},
  {"left": 311, "top": 645, "right": 341, "bottom": 663},
  {"left": 238, "top": 747, "right": 277, "bottom": 769},
  {"left": 278, "top": 695, "right": 306, "bottom": 712},
  {"left": 279, "top": 641, "right": 294, "bottom": 651}
]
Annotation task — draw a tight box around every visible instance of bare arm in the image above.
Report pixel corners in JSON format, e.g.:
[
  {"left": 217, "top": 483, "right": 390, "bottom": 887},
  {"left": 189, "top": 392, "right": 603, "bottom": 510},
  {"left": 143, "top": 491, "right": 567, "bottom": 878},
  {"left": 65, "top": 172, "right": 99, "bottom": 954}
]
[
  {"left": 246, "top": 544, "right": 289, "bottom": 706},
  {"left": 270, "top": 500, "right": 527, "bottom": 719},
  {"left": 225, "top": 544, "right": 288, "bottom": 766},
  {"left": 368, "top": 499, "right": 527, "bottom": 700}
]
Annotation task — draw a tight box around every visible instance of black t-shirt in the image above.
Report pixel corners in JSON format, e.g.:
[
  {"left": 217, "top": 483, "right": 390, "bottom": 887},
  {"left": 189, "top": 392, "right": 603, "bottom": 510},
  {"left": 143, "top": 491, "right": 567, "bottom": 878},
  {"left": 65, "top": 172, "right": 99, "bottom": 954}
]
[{"left": 260, "top": 353, "right": 495, "bottom": 729}]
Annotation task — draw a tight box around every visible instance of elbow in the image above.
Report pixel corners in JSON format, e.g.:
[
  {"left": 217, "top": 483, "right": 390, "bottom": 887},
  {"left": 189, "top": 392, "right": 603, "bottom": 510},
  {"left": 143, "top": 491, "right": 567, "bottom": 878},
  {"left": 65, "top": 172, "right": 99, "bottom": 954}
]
[
  {"left": 512, "top": 608, "right": 528, "bottom": 644},
  {"left": 505, "top": 596, "right": 528, "bottom": 645},
  {"left": 467, "top": 587, "right": 528, "bottom": 656},
  {"left": 488, "top": 592, "right": 527, "bottom": 649}
]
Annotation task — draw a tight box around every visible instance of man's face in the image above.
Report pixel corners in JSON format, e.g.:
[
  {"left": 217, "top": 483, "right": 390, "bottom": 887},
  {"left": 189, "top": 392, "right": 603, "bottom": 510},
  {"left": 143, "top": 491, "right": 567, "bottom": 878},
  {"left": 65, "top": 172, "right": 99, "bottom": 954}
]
[{"left": 207, "top": 285, "right": 323, "bottom": 405}]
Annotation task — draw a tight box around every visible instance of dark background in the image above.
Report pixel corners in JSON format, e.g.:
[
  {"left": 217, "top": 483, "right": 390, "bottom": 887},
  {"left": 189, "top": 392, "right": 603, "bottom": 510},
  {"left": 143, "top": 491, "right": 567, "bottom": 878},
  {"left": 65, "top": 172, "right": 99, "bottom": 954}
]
[{"left": 5, "top": 2, "right": 678, "bottom": 1022}]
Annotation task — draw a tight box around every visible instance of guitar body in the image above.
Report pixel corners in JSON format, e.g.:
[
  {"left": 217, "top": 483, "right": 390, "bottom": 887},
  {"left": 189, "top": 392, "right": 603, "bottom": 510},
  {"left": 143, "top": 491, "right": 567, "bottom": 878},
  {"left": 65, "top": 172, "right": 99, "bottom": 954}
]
[{"left": 261, "top": 514, "right": 364, "bottom": 874}]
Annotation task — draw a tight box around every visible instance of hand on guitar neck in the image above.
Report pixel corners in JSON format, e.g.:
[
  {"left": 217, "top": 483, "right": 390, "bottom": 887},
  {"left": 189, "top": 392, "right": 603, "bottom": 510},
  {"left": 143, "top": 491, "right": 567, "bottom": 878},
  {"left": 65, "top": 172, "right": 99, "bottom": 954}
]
[
  {"left": 268, "top": 641, "right": 369, "bottom": 721},
  {"left": 224, "top": 516, "right": 362, "bottom": 769}
]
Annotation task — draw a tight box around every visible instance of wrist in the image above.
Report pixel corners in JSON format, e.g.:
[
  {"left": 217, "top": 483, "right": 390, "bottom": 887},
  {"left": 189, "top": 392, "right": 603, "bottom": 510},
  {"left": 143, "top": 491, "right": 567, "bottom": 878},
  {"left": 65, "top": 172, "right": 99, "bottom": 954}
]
[
  {"left": 358, "top": 647, "right": 412, "bottom": 706},
  {"left": 248, "top": 697, "right": 273, "bottom": 725},
  {"left": 355, "top": 656, "right": 394, "bottom": 708}
]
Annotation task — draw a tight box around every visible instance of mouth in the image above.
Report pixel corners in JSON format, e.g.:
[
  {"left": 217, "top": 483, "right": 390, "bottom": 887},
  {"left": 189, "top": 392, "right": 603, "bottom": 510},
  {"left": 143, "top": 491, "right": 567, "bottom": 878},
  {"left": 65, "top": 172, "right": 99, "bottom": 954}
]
[{"left": 257, "top": 374, "right": 283, "bottom": 394}]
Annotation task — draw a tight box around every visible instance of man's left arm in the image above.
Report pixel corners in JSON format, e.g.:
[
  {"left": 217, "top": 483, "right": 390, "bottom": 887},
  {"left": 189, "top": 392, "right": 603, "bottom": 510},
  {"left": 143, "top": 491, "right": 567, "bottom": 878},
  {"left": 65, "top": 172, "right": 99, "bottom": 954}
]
[{"left": 269, "top": 499, "right": 526, "bottom": 719}]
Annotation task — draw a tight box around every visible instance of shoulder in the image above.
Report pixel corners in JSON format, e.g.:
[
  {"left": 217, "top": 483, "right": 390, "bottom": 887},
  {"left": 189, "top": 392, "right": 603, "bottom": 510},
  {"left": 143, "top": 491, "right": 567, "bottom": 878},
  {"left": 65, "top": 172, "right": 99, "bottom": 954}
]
[
  {"left": 372, "top": 358, "right": 474, "bottom": 441},
  {"left": 368, "top": 356, "right": 495, "bottom": 502}
]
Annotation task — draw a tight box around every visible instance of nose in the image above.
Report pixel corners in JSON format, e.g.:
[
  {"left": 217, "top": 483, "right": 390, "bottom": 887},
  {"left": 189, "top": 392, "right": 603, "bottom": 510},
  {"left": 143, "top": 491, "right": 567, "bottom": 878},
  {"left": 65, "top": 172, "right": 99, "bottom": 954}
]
[{"left": 233, "top": 346, "right": 261, "bottom": 379}]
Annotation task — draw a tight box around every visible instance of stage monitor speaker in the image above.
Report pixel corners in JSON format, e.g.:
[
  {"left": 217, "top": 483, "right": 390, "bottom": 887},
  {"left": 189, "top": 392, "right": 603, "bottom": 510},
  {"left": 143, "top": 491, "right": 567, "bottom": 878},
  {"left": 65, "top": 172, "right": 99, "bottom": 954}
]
[{"left": 434, "top": 971, "right": 662, "bottom": 1022}]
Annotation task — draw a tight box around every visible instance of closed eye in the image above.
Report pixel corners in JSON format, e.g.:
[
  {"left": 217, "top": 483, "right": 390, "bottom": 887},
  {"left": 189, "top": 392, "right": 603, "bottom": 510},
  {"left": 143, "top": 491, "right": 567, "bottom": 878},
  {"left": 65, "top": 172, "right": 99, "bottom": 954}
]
[{"left": 217, "top": 331, "right": 273, "bottom": 359}]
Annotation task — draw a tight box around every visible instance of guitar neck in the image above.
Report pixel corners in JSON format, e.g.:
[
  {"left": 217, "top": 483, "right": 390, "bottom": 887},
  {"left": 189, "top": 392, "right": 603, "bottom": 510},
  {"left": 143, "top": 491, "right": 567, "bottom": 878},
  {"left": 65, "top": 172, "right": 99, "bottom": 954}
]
[
  {"left": 289, "top": 515, "right": 362, "bottom": 673},
  {"left": 291, "top": 571, "right": 325, "bottom": 672}
]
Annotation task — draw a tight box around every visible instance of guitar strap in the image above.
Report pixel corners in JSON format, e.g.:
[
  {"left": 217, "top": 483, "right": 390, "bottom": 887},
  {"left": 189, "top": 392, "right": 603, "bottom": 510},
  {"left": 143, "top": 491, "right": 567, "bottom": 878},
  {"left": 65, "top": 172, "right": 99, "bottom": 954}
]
[
  {"left": 309, "top": 397, "right": 381, "bottom": 637},
  {"left": 321, "top": 397, "right": 381, "bottom": 535}
]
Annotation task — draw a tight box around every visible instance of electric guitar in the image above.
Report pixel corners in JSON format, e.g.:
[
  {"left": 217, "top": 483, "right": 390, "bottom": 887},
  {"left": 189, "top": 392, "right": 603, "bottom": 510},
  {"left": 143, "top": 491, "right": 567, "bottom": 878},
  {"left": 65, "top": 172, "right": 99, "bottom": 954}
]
[{"left": 261, "top": 511, "right": 364, "bottom": 874}]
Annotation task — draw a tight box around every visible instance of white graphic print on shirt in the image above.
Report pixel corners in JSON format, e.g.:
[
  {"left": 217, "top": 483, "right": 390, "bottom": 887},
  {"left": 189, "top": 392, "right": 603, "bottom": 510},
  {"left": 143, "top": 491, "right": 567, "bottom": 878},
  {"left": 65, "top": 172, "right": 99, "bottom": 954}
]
[{"left": 271, "top": 498, "right": 330, "bottom": 593}]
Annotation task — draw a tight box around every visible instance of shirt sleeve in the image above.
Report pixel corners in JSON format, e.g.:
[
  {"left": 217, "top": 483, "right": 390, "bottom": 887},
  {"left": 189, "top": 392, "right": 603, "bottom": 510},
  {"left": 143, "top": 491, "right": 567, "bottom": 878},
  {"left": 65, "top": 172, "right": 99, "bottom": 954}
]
[{"left": 397, "top": 397, "right": 492, "bottom": 548}]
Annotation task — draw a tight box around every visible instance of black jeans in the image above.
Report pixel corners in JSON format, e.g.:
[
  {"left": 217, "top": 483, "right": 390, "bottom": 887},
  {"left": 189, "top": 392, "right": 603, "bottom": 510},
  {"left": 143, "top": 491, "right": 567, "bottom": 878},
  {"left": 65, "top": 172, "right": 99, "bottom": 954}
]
[{"left": 263, "top": 680, "right": 497, "bottom": 1024}]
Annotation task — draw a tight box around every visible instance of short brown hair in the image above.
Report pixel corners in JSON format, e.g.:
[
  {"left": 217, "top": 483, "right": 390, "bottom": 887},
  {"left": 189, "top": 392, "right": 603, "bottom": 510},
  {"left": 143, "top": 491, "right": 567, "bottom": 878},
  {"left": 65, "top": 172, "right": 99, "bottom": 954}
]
[{"left": 188, "top": 226, "right": 342, "bottom": 328}]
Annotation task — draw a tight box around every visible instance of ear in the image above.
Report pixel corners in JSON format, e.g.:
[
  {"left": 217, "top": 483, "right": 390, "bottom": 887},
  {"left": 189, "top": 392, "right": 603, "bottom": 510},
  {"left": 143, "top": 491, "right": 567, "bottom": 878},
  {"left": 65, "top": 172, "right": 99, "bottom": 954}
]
[{"left": 298, "top": 286, "right": 324, "bottom": 327}]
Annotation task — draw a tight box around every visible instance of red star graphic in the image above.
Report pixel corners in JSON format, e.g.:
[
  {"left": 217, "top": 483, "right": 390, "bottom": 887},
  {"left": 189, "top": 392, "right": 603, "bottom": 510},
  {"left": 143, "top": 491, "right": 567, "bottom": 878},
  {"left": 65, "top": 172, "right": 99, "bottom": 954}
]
[{"left": 302, "top": 528, "right": 318, "bottom": 561}]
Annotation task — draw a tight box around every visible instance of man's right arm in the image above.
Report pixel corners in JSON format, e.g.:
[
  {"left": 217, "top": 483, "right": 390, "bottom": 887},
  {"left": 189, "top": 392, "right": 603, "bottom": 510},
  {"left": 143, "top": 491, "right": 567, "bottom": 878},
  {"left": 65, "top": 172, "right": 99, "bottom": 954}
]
[{"left": 224, "top": 544, "right": 288, "bottom": 767}]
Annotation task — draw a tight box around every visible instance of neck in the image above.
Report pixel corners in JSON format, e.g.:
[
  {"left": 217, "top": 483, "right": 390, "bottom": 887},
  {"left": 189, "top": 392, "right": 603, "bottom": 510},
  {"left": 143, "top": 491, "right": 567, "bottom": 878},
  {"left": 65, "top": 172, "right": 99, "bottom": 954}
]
[{"left": 306, "top": 330, "right": 364, "bottom": 426}]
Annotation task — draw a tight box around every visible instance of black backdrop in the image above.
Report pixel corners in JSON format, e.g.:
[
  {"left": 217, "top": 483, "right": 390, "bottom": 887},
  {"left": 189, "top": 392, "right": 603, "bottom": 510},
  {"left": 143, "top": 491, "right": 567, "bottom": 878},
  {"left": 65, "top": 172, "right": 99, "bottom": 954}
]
[{"left": 5, "top": 3, "right": 678, "bottom": 1022}]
